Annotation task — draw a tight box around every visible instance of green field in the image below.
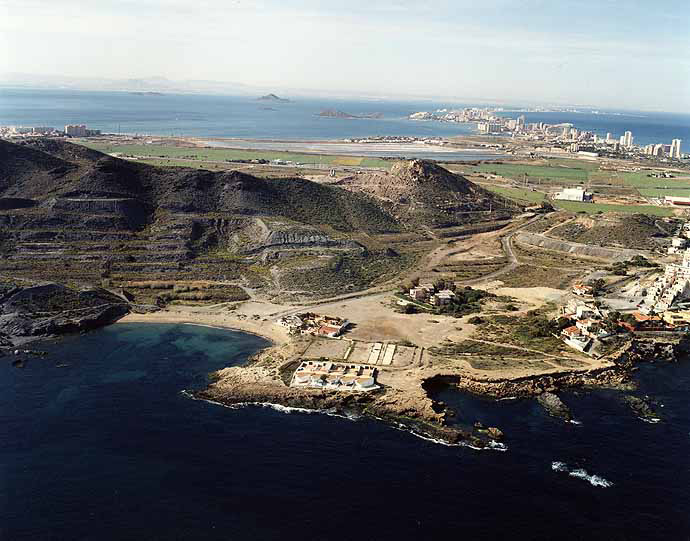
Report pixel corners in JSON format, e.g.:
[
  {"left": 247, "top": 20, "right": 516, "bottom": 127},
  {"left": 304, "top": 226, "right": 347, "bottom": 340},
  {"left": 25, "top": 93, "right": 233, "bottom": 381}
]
[
  {"left": 483, "top": 185, "right": 548, "bottom": 204},
  {"left": 553, "top": 201, "right": 674, "bottom": 216},
  {"left": 467, "top": 162, "right": 690, "bottom": 192},
  {"left": 484, "top": 184, "right": 674, "bottom": 216},
  {"left": 78, "top": 142, "right": 390, "bottom": 169},
  {"left": 470, "top": 163, "right": 589, "bottom": 182},
  {"left": 637, "top": 187, "right": 690, "bottom": 197}
]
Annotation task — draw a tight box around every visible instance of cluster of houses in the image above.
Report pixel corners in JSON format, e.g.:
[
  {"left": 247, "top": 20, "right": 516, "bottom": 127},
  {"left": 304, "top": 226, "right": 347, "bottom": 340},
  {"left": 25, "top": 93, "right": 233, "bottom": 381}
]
[
  {"left": 290, "top": 360, "right": 378, "bottom": 391},
  {"left": 559, "top": 298, "right": 673, "bottom": 353},
  {"left": 667, "top": 223, "right": 690, "bottom": 255},
  {"left": 560, "top": 299, "right": 611, "bottom": 352},
  {"left": 277, "top": 312, "right": 350, "bottom": 338},
  {"left": 408, "top": 282, "right": 457, "bottom": 306},
  {"left": 643, "top": 248, "right": 690, "bottom": 314},
  {"left": 562, "top": 274, "right": 690, "bottom": 355}
]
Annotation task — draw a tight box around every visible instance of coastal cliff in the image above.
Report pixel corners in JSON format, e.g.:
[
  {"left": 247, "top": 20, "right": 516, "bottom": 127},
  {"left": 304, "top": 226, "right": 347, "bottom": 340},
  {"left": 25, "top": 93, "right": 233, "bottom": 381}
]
[
  {"left": 195, "top": 343, "right": 489, "bottom": 446},
  {"left": 0, "top": 281, "right": 130, "bottom": 348}
]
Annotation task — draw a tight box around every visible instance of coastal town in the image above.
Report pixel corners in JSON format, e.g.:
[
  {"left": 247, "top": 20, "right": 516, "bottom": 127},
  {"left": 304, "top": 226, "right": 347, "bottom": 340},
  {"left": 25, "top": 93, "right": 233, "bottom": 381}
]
[
  {"left": 0, "top": 123, "right": 101, "bottom": 138},
  {"left": 409, "top": 107, "right": 684, "bottom": 162}
]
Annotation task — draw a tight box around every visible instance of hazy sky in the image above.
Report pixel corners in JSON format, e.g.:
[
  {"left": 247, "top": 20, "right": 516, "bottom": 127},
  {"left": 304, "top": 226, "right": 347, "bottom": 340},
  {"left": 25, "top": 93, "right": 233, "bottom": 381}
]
[{"left": 1, "top": 0, "right": 689, "bottom": 111}]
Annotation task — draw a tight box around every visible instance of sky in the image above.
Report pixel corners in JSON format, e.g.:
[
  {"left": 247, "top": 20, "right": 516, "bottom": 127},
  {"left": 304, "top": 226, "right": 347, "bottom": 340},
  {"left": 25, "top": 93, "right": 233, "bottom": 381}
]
[{"left": 1, "top": 0, "right": 689, "bottom": 111}]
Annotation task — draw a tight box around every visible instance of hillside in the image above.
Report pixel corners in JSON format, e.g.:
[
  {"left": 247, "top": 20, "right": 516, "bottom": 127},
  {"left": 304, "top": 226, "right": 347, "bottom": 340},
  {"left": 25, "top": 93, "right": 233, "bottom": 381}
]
[
  {"left": 549, "top": 213, "right": 674, "bottom": 251},
  {"left": 0, "top": 139, "right": 408, "bottom": 301},
  {"left": 0, "top": 141, "right": 521, "bottom": 302},
  {"left": 337, "top": 159, "right": 516, "bottom": 227}
]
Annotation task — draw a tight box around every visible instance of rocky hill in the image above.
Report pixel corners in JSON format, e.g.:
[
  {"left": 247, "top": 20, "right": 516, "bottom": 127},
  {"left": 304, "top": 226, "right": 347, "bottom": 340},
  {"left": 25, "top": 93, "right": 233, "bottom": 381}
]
[
  {"left": 337, "top": 159, "right": 514, "bottom": 227},
  {"left": 0, "top": 141, "right": 517, "bottom": 303},
  {"left": 0, "top": 139, "right": 406, "bottom": 301}
]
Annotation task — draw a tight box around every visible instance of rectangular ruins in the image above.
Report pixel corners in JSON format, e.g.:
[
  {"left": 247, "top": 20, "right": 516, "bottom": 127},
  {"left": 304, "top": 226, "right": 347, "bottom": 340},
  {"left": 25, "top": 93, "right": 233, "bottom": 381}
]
[
  {"left": 300, "top": 337, "right": 418, "bottom": 367},
  {"left": 290, "top": 361, "right": 378, "bottom": 391}
]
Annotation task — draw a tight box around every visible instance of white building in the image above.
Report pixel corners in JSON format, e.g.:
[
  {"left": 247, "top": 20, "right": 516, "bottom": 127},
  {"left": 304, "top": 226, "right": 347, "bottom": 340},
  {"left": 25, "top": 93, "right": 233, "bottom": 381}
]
[
  {"left": 65, "top": 124, "right": 87, "bottom": 137},
  {"left": 670, "top": 139, "right": 682, "bottom": 159},
  {"left": 669, "top": 237, "right": 688, "bottom": 254},
  {"left": 554, "top": 187, "right": 593, "bottom": 202},
  {"left": 624, "top": 131, "right": 633, "bottom": 148},
  {"left": 431, "top": 289, "right": 456, "bottom": 306},
  {"left": 644, "top": 249, "right": 690, "bottom": 313}
]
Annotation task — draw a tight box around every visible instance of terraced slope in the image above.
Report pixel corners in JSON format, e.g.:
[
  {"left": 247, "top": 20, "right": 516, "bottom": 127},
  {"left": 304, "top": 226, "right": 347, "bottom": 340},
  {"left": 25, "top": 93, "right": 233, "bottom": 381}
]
[
  {"left": 0, "top": 140, "right": 407, "bottom": 301},
  {"left": 0, "top": 141, "right": 520, "bottom": 301}
]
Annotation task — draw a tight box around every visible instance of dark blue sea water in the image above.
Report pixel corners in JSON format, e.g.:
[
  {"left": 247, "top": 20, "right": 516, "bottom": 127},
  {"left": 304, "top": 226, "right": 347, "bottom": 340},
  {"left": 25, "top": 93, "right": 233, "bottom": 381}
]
[
  {"left": 1, "top": 89, "right": 688, "bottom": 150},
  {"left": 1, "top": 323, "right": 689, "bottom": 540}
]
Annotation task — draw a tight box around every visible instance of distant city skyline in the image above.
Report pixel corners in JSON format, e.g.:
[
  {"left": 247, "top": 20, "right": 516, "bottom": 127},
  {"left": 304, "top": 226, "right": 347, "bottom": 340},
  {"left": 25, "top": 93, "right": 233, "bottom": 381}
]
[{"left": 1, "top": 0, "right": 689, "bottom": 112}]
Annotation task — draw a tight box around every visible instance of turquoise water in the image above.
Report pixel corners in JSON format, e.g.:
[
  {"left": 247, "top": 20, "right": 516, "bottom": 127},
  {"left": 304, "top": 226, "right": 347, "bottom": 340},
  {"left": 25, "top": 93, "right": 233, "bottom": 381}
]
[{"left": 1, "top": 323, "right": 689, "bottom": 540}]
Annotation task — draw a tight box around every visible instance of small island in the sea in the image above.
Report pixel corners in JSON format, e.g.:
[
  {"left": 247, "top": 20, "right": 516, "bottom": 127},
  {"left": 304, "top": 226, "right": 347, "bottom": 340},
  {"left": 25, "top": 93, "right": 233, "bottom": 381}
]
[
  {"left": 317, "top": 109, "right": 383, "bottom": 119},
  {"left": 257, "top": 93, "right": 290, "bottom": 103}
]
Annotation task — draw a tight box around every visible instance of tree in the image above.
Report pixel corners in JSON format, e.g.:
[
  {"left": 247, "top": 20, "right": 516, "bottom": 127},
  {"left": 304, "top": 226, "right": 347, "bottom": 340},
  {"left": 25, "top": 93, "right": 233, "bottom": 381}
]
[{"left": 587, "top": 278, "right": 606, "bottom": 296}]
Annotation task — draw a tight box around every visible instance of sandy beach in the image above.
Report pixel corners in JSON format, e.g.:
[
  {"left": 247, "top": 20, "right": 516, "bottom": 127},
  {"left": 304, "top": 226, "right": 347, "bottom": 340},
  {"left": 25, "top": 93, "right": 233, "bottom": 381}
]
[{"left": 118, "top": 305, "right": 290, "bottom": 347}]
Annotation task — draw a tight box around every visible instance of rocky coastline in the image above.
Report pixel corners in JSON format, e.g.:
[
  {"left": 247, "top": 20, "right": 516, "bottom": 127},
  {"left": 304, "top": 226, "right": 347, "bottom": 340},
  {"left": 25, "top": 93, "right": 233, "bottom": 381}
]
[
  {"left": 195, "top": 333, "right": 690, "bottom": 446},
  {"left": 0, "top": 281, "right": 130, "bottom": 356}
]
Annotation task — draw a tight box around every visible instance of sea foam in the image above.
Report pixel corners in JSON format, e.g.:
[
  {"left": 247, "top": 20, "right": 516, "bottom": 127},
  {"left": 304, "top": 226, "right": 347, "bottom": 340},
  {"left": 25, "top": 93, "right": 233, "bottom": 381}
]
[{"left": 551, "top": 461, "right": 613, "bottom": 488}]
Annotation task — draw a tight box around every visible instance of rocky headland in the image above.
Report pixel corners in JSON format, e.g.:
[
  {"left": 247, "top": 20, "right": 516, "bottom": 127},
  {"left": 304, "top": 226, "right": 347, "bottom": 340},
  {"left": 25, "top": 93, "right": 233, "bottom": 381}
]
[
  {"left": 0, "top": 281, "right": 130, "bottom": 350},
  {"left": 194, "top": 331, "right": 690, "bottom": 446}
]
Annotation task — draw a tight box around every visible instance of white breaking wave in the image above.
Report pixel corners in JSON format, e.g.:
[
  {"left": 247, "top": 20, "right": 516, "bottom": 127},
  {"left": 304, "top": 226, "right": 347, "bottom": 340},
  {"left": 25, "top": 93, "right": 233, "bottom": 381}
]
[
  {"left": 640, "top": 417, "right": 662, "bottom": 424},
  {"left": 551, "top": 461, "right": 613, "bottom": 488}
]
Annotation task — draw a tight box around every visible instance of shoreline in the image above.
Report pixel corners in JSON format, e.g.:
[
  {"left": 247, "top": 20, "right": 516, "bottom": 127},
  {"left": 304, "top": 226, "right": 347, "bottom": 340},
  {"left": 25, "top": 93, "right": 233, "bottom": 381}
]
[
  {"left": 114, "top": 307, "right": 689, "bottom": 446},
  {"left": 117, "top": 310, "right": 288, "bottom": 348}
]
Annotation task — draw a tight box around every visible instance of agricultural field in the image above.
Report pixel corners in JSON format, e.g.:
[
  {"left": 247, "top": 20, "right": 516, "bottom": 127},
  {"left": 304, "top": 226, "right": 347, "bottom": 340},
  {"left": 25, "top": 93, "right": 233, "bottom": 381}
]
[
  {"left": 481, "top": 186, "right": 548, "bottom": 204},
  {"left": 637, "top": 187, "right": 690, "bottom": 197},
  {"left": 482, "top": 184, "right": 547, "bottom": 204},
  {"left": 553, "top": 201, "right": 674, "bottom": 216},
  {"left": 463, "top": 160, "right": 690, "bottom": 191},
  {"left": 483, "top": 184, "right": 674, "bottom": 215},
  {"left": 78, "top": 141, "right": 390, "bottom": 169},
  {"left": 468, "top": 163, "right": 589, "bottom": 182}
]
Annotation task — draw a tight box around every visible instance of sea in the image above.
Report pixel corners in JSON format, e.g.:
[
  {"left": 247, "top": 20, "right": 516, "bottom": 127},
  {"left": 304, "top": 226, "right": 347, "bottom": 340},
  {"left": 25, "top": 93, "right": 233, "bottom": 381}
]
[
  {"left": 1, "top": 323, "right": 689, "bottom": 540},
  {"left": 1, "top": 88, "right": 689, "bottom": 152}
]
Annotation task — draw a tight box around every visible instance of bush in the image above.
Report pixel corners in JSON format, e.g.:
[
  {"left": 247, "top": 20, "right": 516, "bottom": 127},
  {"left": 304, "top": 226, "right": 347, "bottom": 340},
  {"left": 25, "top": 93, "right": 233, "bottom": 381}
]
[{"left": 403, "top": 303, "right": 419, "bottom": 314}]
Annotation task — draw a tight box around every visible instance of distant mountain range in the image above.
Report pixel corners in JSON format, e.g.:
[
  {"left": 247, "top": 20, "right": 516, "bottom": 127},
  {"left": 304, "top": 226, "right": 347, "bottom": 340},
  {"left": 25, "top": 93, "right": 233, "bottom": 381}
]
[{"left": 0, "top": 73, "right": 260, "bottom": 95}]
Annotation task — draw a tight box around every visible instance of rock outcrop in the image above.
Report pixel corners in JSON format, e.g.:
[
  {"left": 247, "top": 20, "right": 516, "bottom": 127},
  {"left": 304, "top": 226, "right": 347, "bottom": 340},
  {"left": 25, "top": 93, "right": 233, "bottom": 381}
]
[
  {"left": 0, "top": 281, "right": 130, "bottom": 345},
  {"left": 537, "top": 392, "right": 572, "bottom": 421}
]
